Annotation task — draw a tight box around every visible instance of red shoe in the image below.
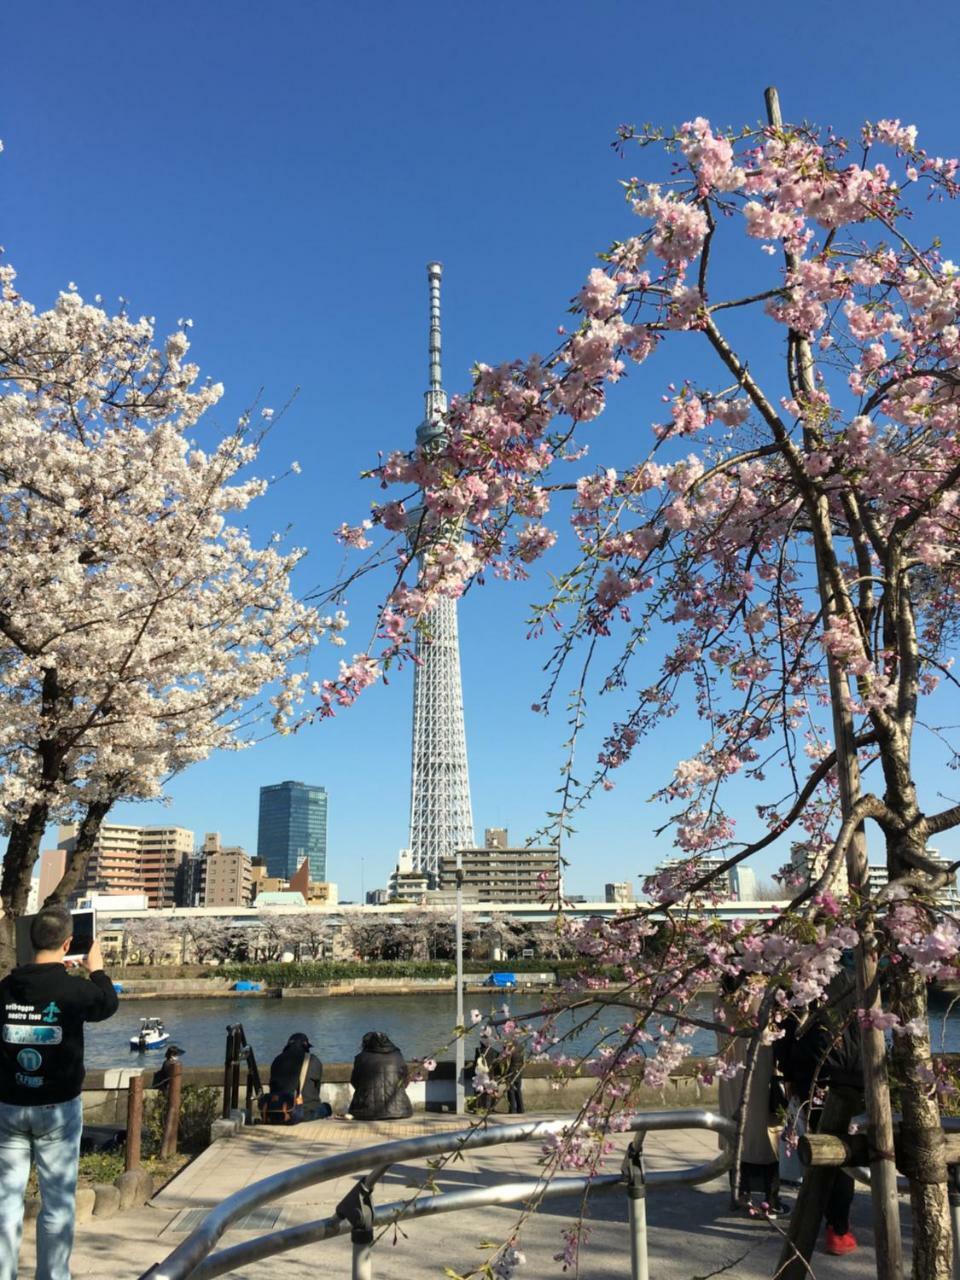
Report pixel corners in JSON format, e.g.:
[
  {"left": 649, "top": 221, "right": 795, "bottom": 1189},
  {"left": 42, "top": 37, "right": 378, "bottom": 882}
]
[{"left": 825, "top": 1227, "right": 858, "bottom": 1256}]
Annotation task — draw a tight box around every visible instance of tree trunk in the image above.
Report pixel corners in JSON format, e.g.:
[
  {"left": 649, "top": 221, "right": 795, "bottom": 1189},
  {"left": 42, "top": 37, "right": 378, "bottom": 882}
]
[
  {"left": 0, "top": 802, "right": 50, "bottom": 972},
  {"left": 890, "top": 957, "right": 952, "bottom": 1278},
  {"left": 763, "top": 80, "right": 903, "bottom": 1280},
  {"left": 45, "top": 799, "right": 111, "bottom": 905}
]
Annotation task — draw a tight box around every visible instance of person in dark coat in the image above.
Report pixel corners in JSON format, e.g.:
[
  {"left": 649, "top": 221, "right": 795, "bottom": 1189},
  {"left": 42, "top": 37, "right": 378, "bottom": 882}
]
[
  {"left": 269, "top": 1032, "right": 324, "bottom": 1119},
  {"left": 774, "top": 975, "right": 862, "bottom": 1257},
  {"left": 500, "top": 1043, "right": 525, "bottom": 1114},
  {"left": 348, "top": 1031, "right": 413, "bottom": 1120},
  {"left": 151, "top": 1044, "right": 185, "bottom": 1091}
]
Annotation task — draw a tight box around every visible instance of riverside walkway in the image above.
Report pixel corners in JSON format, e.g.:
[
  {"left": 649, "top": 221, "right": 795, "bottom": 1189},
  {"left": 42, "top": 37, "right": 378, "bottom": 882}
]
[{"left": 18, "top": 1114, "right": 900, "bottom": 1278}]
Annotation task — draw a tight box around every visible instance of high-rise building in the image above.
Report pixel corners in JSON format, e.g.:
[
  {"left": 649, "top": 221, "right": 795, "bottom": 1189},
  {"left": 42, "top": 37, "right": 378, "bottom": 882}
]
[
  {"left": 176, "top": 853, "right": 205, "bottom": 908},
  {"left": 59, "top": 822, "right": 194, "bottom": 909},
  {"left": 605, "top": 881, "right": 634, "bottom": 904},
  {"left": 651, "top": 855, "right": 735, "bottom": 898},
  {"left": 406, "top": 264, "right": 475, "bottom": 881},
  {"left": 201, "top": 832, "right": 253, "bottom": 908},
  {"left": 788, "top": 843, "right": 850, "bottom": 897},
  {"left": 485, "top": 828, "right": 509, "bottom": 850},
  {"left": 867, "top": 849, "right": 957, "bottom": 905},
  {"left": 257, "top": 781, "right": 328, "bottom": 881},
  {"left": 732, "top": 866, "right": 758, "bottom": 902}
]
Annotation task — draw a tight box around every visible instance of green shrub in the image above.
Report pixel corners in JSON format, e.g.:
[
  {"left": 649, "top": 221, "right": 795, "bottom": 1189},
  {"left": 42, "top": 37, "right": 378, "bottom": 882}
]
[
  {"left": 221, "top": 960, "right": 456, "bottom": 985},
  {"left": 144, "top": 1084, "right": 221, "bottom": 1156},
  {"left": 77, "top": 1150, "right": 125, "bottom": 1186}
]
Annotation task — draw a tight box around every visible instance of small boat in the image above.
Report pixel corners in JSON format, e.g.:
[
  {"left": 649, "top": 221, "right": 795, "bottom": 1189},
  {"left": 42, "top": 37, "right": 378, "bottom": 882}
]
[{"left": 130, "top": 1017, "right": 170, "bottom": 1052}]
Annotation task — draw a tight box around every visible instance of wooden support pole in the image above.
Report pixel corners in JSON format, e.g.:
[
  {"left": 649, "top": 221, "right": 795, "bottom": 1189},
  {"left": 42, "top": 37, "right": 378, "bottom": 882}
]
[
  {"left": 124, "top": 1073, "right": 144, "bottom": 1172},
  {"left": 160, "top": 1060, "right": 183, "bottom": 1160},
  {"left": 802, "top": 1130, "right": 960, "bottom": 1169}
]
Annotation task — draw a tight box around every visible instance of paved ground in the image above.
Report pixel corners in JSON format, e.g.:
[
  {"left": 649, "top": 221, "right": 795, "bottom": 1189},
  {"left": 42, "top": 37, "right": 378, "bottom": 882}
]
[{"left": 16, "top": 1114, "right": 910, "bottom": 1278}]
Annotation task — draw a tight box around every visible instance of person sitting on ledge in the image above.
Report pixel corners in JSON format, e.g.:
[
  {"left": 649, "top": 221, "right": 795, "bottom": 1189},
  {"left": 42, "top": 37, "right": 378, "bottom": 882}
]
[
  {"left": 268, "top": 1032, "right": 325, "bottom": 1120},
  {"left": 348, "top": 1031, "right": 413, "bottom": 1120}
]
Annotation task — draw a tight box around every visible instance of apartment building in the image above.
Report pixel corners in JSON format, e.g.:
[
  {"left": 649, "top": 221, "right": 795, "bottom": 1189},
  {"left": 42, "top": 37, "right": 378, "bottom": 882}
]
[
  {"left": 438, "top": 831, "right": 560, "bottom": 903},
  {"left": 58, "top": 822, "right": 194, "bottom": 909},
  {"left": 200, "top": 832, "right": 253, "bottom": 908}
]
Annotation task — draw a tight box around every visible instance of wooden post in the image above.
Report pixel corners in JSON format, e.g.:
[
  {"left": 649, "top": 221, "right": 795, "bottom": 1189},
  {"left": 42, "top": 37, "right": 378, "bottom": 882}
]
[
  {"left": 160, "top": 1060, "right": 183, "bottom": 1159},
  {"left": 764, "top": 84, "right": 903, "bottom": 1280},
  {"left": 231, "top": 1031, "right": 242, "bottom": 1113},
  {"left": 124, "top": 1073, "right": 144, "bottom": 1172},
  {"left": 222, "top": 1026, "right": 236, "bottom": 1119}
]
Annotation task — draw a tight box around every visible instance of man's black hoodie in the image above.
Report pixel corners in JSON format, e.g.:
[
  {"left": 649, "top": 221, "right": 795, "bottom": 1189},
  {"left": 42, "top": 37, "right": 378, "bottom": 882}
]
[{"left": 0, "top": 963, "right": 119, "bottom": 1105}]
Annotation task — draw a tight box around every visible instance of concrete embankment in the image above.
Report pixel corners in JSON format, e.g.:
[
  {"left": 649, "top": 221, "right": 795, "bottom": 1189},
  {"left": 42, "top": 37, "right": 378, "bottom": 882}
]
[
  {"left": 117, "top": 980, "right": 280, "bottom": 998},
  {"left": 281, "top": 973, "right": 557, "bottom": 997},
  {"left": 115, "top": 975, "right": 559, "bottom": 999},
  {"left": 80, "top": 1057, "right": 719, "bottom": 1125}
]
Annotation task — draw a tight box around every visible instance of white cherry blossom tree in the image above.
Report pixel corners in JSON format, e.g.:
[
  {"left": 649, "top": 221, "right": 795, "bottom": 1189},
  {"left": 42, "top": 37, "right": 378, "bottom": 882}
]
[{"left": 0, "top": 259, "right": 333, "bottom": 964}]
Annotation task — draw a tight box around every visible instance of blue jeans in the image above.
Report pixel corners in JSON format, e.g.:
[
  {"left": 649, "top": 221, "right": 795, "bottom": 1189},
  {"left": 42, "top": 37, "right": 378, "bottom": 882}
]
[{"left": 0, "top": 1097, "right": 83, "bottom": 1280}]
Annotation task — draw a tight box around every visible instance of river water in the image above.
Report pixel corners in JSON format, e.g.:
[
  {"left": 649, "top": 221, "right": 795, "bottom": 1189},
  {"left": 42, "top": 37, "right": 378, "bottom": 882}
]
[{"left": 85, "top": 990, "right": 960, "bottom": 1070}]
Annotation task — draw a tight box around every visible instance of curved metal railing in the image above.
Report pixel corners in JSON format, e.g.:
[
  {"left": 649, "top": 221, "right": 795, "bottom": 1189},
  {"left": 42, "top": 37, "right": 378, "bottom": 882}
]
[{"left": 139, "top": 1108, "right": 735, "bottom": 1280}]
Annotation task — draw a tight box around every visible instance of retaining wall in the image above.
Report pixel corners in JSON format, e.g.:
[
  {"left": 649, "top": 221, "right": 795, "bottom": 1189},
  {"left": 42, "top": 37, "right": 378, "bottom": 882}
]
[{"left": 80, "top": 1060, "right": 718, "bottom": 1122}]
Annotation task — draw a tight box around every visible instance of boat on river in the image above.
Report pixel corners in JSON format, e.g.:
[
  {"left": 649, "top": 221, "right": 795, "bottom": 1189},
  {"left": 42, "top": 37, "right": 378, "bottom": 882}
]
[{"left": 130, "top": 1017, "right": 170, "bottom": 1052}]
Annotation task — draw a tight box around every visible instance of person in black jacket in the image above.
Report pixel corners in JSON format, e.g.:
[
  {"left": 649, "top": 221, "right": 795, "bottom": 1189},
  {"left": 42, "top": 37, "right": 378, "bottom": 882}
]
[
  {"left": 348, "top": 1031, "right": 413, "bottom": 1120},
  {"left": 493, "top": 1042, "right": 525, "bottom": 1114},
  {"left": 0, "top": 904, "right": 119, "bottom": 1280},
  {"left": 774, "top": 975, "right": 862, "bottom": 1257},
  {"left": 268, "top": 1033, "right": 324, "bottom": 1119},
  {"left": 152, "top": 1044, "right": 185, "bottom": 1092}
]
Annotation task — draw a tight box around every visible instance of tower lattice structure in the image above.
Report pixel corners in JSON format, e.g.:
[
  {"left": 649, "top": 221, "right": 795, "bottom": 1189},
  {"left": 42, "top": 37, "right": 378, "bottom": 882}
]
[{"left": 406, "top": 262, "right": 475, "bottom": 880}]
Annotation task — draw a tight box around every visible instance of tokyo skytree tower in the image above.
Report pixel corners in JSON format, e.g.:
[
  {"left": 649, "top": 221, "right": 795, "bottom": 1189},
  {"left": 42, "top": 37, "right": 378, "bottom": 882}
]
[{"left": 406, "top": 262, "right": 475, "bottom": 879}]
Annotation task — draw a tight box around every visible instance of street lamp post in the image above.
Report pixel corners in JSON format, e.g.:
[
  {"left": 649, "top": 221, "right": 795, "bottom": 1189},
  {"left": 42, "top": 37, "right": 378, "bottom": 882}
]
[{"left": 455, "top": 852, "right": 465, "bottom": 1114}]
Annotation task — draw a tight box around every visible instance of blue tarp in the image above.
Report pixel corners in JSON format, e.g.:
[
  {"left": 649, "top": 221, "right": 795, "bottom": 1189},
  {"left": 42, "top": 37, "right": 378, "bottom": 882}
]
[
  {"left": 485, "top": 973, "right": 516, "bottom": 987},
  {"left": 232, "top": 980, "right": 262, "bottom": 991}
]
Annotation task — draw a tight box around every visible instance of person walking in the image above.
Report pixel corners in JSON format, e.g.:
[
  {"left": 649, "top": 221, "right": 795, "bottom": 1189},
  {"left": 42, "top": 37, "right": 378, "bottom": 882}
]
[
  {"left": 0, "top": 905, "right": 119, "bottom": 1280},
  {"left": 496, "top": 1042, "right": 525, "bottom": 1114},
  {"left": 774, "top": 976, "right": 862, "bottom": 1257},
  {"left": 716, "top": 976, "right": 785, "bottom": 1214}
]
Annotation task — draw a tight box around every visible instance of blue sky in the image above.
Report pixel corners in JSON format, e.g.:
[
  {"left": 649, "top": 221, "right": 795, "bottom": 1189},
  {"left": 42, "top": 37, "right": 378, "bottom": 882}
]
[{"left": 5, "top": 2, "right": 960, "bottom": 899}]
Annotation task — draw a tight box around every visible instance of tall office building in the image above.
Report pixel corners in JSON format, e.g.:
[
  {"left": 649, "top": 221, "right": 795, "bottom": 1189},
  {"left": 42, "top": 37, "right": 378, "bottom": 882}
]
[
  {"left": 406, "top": 264, "right": 475, "bottom": 880},
  {"left": 257, "top": 781, "right": 328, "bottom": 881}
]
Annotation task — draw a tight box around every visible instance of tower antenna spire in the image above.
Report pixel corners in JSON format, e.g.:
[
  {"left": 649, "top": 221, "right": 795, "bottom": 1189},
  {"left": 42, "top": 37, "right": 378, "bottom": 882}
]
[{"left": 418, "top": 262, "right": 448, "bottom": 443}]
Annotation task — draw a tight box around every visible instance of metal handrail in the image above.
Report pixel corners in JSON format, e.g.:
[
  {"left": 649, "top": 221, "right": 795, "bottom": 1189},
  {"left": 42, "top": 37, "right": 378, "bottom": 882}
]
[{"left": 139, "top": 1108, "right": 734, "bottom": 1280}]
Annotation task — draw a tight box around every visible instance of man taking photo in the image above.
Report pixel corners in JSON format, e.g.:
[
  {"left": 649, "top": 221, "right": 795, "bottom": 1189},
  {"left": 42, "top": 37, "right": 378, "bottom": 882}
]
[{"left": 0, "top": 904, "right": 119, "bottom": 1280}]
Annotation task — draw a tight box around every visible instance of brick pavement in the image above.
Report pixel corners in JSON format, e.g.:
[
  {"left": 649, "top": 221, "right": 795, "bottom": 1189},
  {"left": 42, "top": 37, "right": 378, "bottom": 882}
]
[{"left": 16, "top": 1114, "right": 908, "bottom": 1278}]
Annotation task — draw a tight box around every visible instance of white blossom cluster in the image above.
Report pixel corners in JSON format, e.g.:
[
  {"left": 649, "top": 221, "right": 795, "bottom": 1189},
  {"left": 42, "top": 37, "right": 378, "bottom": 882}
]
[{"left": 0, "top": 262, "right": 323, "bottom": 831}]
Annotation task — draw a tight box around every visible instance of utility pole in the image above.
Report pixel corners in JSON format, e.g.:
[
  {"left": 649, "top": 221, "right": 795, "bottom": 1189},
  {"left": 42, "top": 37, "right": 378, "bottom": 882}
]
[{"left": 455, "top": 847, "right": 465, "bottom": 1114}]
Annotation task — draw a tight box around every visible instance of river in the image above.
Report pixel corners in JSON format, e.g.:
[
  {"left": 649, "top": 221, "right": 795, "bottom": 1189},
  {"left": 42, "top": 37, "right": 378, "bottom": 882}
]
[{"left": 85, "top": 989, "right": 960, "bottom": 1070}]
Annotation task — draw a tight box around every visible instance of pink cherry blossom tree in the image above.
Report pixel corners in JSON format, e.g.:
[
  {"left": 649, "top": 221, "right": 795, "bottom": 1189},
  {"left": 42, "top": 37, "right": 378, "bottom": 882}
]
[
  {"left": 0, "top": 261, "right": 334, "bottom": 967},
  {"left": 325, "top": 91, "right": 960, "bottom": 1277}
]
